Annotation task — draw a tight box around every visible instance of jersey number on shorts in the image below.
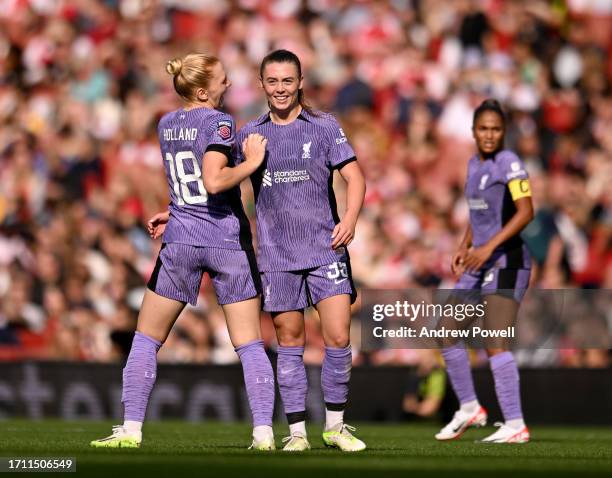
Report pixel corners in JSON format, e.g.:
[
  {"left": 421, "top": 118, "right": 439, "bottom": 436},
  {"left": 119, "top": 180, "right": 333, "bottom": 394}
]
[
  {"left": 327, "top": 262, "right": 348, "bottom": 281},
  {"left": 165, "top": 151, "right": 208, "bottom": 205}
]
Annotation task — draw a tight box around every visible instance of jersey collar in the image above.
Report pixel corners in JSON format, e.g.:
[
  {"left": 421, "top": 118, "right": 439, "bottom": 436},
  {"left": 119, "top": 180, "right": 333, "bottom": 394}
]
[{"left": 256, "top": 109, "right": 312, "bottom": 125}]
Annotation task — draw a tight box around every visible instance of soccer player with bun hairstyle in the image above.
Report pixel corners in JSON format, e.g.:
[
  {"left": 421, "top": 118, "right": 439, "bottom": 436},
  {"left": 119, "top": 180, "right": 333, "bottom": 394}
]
[
  {"left": 237, "top": 49, "right": 367, "bottom": 452},
  {"left": 435, "top": 99, "right": 533, "bottom": 444},
  {"left": 91, "top": 53, "right": 277, "bottom": 451}
]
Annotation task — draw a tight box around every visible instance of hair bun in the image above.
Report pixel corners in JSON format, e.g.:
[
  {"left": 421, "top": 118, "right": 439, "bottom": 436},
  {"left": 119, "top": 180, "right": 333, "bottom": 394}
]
[{"left": 166, "top": 58, "right": 183, "bottom": 76}]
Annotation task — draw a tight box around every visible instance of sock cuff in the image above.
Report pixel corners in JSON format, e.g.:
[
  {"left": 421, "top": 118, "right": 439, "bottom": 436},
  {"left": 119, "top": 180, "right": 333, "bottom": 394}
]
[
  {"left": 489, "top": 351, "right": 515, "bottom": 370},
  {"left": 324, "top": 345, "right": 352, "bottom": 358},
  {"left": 325, "top": 401, "right": 347, "bottom": 411},
  {"left": 286, "top": 410, "right": 306, "bottom": 424},
  {"left": 134, "top": 331, "right": 162, "bottom": 350},
  {"left": 277, "top": 345, "right": 305, "bottom": 356},
  {"left": 441, "top": 343, "right": 467, "bottom": 359},
  {"left": 235, "top": 339, "right": 265, "bottom": 357}
]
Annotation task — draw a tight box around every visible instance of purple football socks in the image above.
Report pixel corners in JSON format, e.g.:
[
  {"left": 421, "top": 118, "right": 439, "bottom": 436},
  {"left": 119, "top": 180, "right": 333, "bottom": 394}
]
[
  {"left": 122, "top": 331, "right": 161, "bottom": 422},
  {"left": 235, "top": 339, "right": 275, "bottom": 427},
  {"left": 321, "top": 345, "right": 352, "bottom": 410},
  {"left": 490, "top": 351, "right": 524, "bottom": 421},
  {"left": 441, "top": 343, "right": 478, "bottom": 405},
  {"left": 277, "top": 345, "right": 308, "bottom": 424}
]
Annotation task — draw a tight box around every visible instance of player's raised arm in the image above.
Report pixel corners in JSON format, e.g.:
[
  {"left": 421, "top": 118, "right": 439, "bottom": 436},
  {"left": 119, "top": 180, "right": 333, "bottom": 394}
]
[{"left": 203, "top": 134, "right": 267, "bottom": 194}]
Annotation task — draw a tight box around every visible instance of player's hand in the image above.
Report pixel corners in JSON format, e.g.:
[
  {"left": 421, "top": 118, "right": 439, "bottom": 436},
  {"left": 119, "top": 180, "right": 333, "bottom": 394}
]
[
  {"left": 331, "top": 216, "right": 357, "bottom": 249},
  {"left": 147, "top": 210, "right": 170, "bottom": 239},
  {"left": 451, "top": 248, "right": 469, "bottom": 276},
  {"left": 242, "top": 133, "right": 267, "bottom": 168},
  {"left": 462, "top": 245, "right": 494, "bottom": 273}
]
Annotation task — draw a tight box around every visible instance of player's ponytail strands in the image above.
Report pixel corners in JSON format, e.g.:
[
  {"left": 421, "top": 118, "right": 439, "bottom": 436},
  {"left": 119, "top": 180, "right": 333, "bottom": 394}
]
[
  {"left": 165, "top": 58, "right": 182, "bottom": 76},
  {"left": 473, "top": 98, "right": 506, "bottom": 128},
  {"left": 260, "top": 49, "right": 316, "bottom": 115},
  {"left": 166, "top": 53, "right": 219, "bottom": 104}
]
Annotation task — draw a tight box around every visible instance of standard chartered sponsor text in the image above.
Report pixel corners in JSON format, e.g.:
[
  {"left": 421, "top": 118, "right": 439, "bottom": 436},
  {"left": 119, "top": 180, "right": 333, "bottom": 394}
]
[{"left": 273, "top": 170, "right": 310, "bottom": 183}]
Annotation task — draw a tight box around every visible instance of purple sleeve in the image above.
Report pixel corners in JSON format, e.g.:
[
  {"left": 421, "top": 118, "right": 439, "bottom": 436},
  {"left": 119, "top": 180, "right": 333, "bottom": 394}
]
[
  {"left": 498, "top": 152, "right": 529, "bottom": 184},
  {"left": 323, "top": 115, "right": 357, "bottom": 169},
  {"left": 204, "top": 113, "right": 235, "bottom": 156}
]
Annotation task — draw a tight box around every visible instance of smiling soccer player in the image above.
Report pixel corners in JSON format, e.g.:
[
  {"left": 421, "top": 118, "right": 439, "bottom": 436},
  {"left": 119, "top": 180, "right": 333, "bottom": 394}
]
[{"left": 236, "top": 50, "right": 367, "bottom": 452}]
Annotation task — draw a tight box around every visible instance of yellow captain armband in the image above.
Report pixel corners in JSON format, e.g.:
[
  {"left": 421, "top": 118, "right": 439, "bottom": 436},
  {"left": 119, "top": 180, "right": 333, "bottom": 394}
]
[{"left": 508, "top": 178, "right": 531, "bottom": 200}]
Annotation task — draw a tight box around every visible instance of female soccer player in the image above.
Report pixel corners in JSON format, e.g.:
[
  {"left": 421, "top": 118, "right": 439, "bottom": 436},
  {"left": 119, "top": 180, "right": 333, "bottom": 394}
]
[
  {"left": 435, "top": 99, "right": 533, "bottom": 443},
  {"left": 90, "top": 53, "right": 276, "bottom": 450},
  {"left": 148, "top": 50, "right": 367, "bottom": 451},
  {"left": 238, "top": 50, "right": 367, "bottom": 452}
]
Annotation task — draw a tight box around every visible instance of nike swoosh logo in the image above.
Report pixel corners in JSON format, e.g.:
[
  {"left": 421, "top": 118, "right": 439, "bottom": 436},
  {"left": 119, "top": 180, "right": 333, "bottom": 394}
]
[
  {"left": 334, "top": 278, "right": 347, "bottom": 285},
  {"left": 280, "top": 367, "right": 299, "bottom": 375},
  {"left": 452, "top": 423, "right": 464, "bottom": 433},
  {"left": 333, "top": 368, "right": 351, "bottom": 374}
]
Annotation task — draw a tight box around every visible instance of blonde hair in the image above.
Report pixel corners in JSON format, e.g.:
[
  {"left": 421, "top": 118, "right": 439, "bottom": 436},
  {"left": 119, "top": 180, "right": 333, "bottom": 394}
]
[{"left": 165, "top": 53, "right": 219, "bottom": 103}]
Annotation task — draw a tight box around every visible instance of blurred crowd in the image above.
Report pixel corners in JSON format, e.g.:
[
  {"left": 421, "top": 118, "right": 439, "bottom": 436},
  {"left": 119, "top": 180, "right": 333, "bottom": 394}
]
[{"left": 0, "top": 0, "right": 610, "bottom": 367}]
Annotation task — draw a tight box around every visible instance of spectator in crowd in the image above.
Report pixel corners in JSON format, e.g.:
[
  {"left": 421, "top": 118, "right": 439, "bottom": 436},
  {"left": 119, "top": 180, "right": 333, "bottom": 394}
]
[{"left": 0, "top": 0, "right": 610, "bottom": 367}]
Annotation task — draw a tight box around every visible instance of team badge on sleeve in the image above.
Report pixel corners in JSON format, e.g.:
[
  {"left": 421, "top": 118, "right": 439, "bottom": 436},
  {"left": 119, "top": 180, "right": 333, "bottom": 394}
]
[{"left": 217, "top": 120, "right": 232, "bottom": 140}]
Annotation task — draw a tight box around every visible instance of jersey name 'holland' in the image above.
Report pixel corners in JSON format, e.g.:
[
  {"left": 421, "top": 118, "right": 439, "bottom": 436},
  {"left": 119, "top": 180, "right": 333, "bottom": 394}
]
[
  {"left": 158, "top": 107, "right": 252, "bottom": 250},
  {"left": 465, "top": 149, "right": 531, "bottom": 269},
  {"left": 236, "top": 109, "right": 357, "bottom": 271}
]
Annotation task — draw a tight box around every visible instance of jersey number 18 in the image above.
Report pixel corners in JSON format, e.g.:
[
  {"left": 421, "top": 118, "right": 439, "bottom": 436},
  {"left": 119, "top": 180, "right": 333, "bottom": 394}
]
[{"left": 165, "top": 151, "right": 208, "bottom": 205}]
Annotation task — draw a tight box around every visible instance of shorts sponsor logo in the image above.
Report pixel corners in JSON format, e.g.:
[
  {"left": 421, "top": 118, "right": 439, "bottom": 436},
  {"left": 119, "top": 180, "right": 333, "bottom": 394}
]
[
  {"left": 483, "top": 270, "right": 495, "bottom": 285},
  {"left": 217, "top": 120, "right": 232, "bottom": 140},
  {"left": 468, "top": 198, "right": 489, "bottom": 210},
  {"left": 302, "top": 141, "right": 312, "bottom": 159}
]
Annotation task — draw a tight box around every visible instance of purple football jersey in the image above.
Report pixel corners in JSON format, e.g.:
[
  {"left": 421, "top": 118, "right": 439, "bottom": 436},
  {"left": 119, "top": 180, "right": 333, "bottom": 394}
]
[
  {"left": 158, "top": 107, "right": 252, "bottom": 250},
  {"left": 464, "top": 150, "right": 531, "bottom": 269},
  {"left": 236, "top": 109, "right": 356, "bottom": 271}
]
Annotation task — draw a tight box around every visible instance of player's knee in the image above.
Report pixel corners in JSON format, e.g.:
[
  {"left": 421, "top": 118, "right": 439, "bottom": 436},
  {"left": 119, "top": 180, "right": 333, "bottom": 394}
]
[
  {"left": 136, "top": 326, "right": 166, "bottom": 344},
  {"left": 486, "top": 347, "right": 507, "bottom": 357},
  {"left": 324, "top": 333, "right": 349, "bottom": 348},
  {"left": 276, "top": 330, "right": 305, "bottom": 347}
]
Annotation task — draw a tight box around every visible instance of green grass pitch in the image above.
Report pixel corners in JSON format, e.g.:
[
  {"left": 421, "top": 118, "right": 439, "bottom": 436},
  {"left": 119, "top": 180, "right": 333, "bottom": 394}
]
[{"left": 1, "top": 420, "right": 611, "bottom": 477}]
